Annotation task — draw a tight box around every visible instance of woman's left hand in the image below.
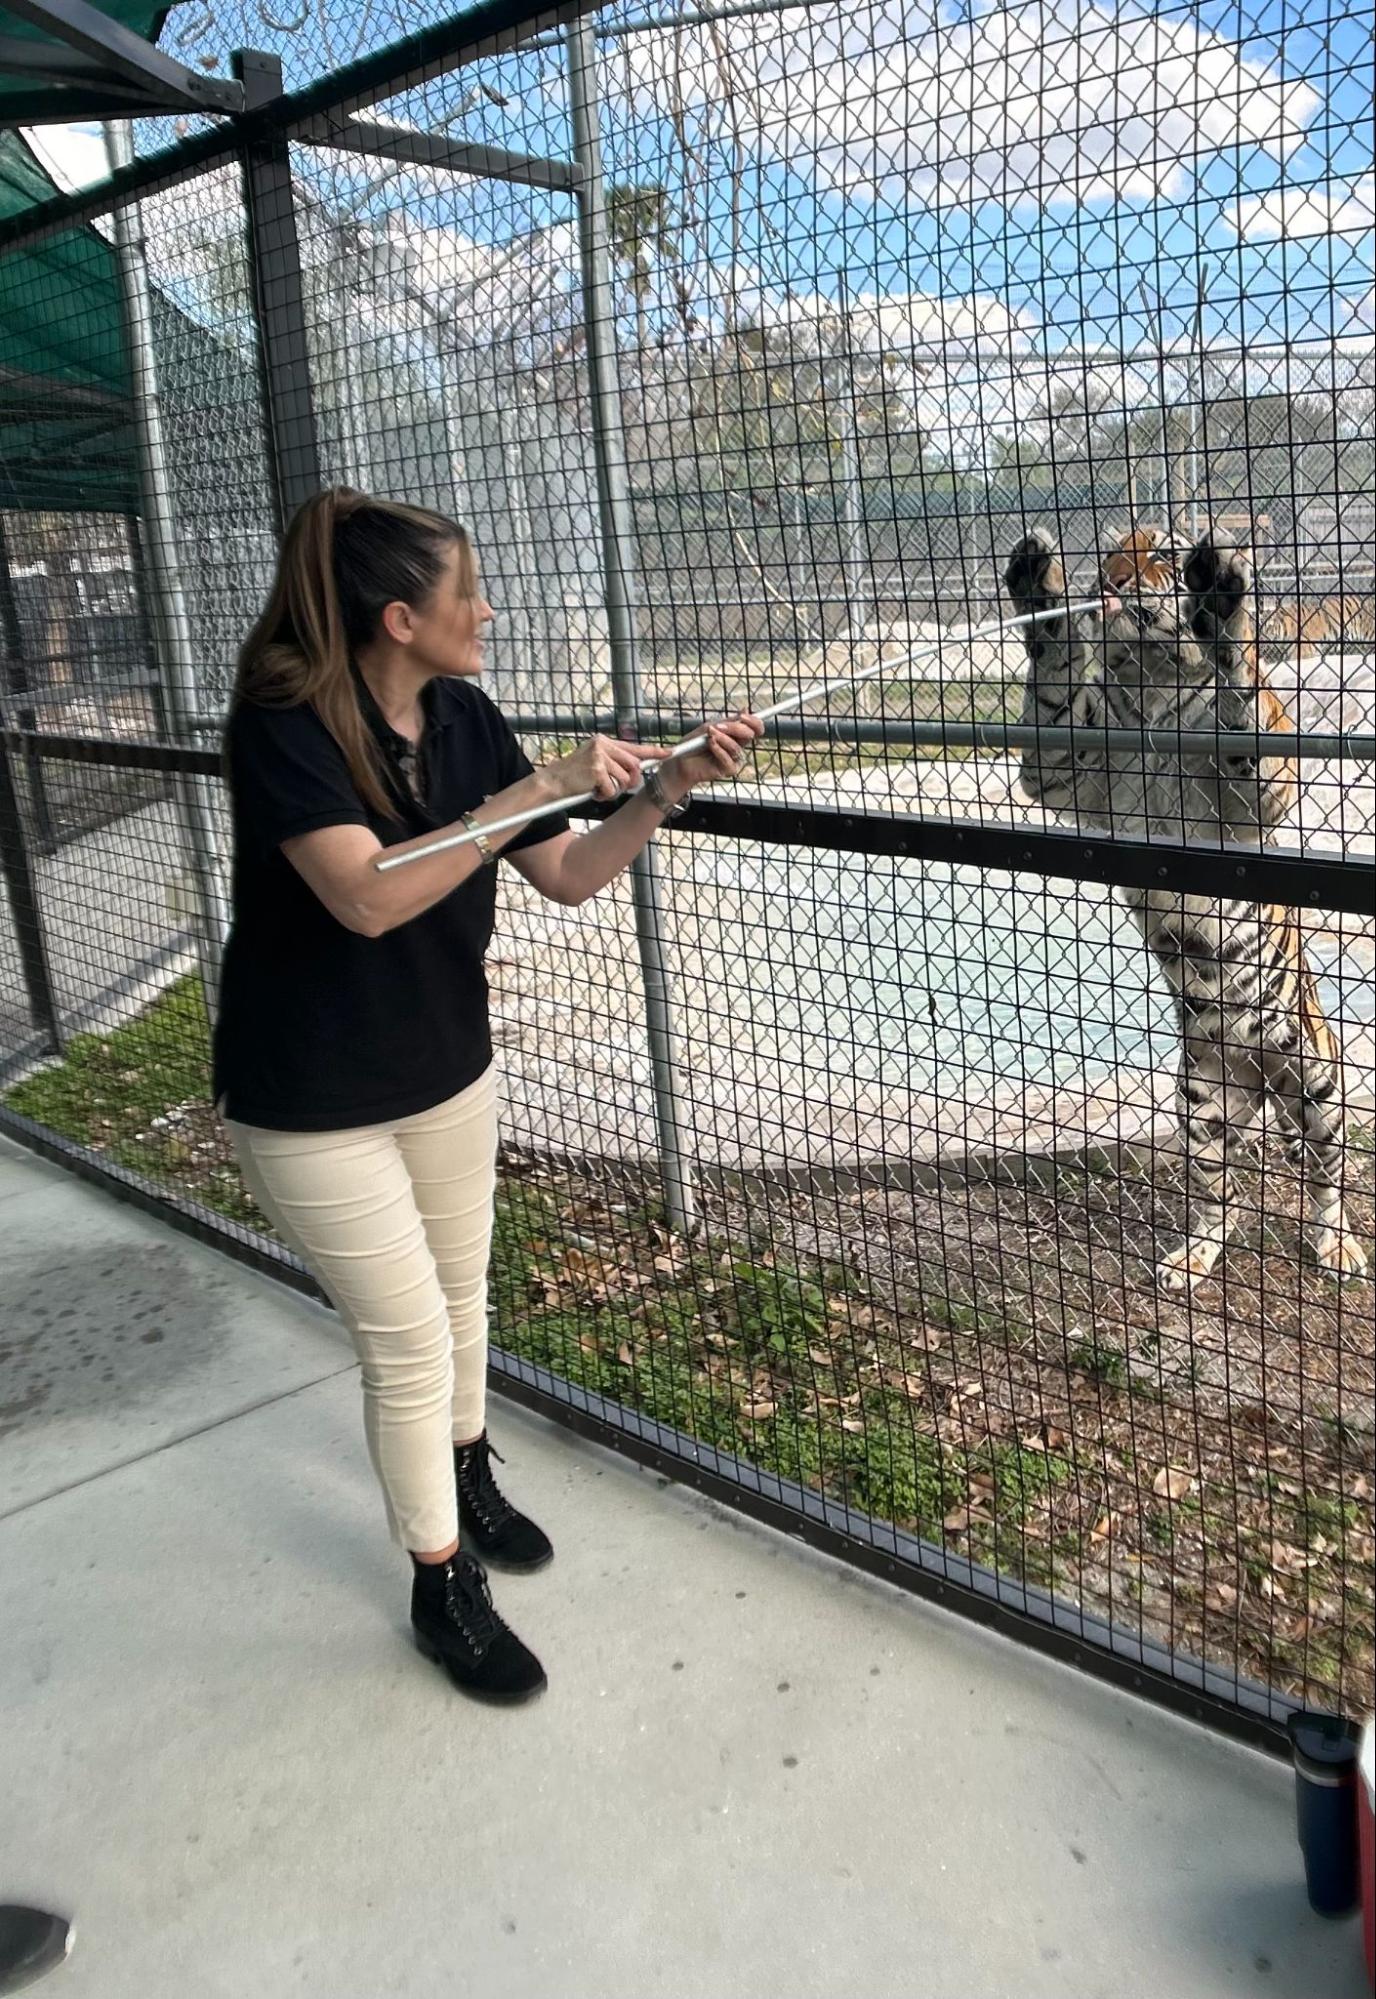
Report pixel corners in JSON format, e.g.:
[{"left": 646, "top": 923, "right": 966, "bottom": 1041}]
[{"left": 662, "top": 714, "right": 765, "bottom": 800}]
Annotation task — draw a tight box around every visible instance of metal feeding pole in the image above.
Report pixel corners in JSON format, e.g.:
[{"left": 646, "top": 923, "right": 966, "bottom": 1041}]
[
  {"left": 104, "top": 120, "right": 230, "bottom": 1009},
  {"left": 567, "top": 18, "right": 696, "bottom": 1235}
]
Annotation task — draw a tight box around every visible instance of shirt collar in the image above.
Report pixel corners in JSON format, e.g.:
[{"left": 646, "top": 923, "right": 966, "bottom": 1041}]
[{"left": 352, "top": 669, "right": 455, "bottom": 752}]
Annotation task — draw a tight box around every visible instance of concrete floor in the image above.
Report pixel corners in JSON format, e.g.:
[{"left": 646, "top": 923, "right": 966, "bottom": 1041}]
[{"left": 1, "top": 1136, "right": 1369, "bottom": 1999}]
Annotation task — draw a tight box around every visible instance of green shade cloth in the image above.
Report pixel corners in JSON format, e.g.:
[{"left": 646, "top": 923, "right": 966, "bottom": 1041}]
[
  {"left": 0, "top": 126, "right": 137, "bottom": 510},
  {"left": 1, "top": 125, "right": 263, "bottom": 516},
  {"left": 0, "top": 125, "right": 139, "bottom": 511},
  {"left": 0, "top": 3, "right": 170, "bottom": 128}
]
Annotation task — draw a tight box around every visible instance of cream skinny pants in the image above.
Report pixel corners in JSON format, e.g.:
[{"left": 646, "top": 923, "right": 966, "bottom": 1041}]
[{"left": 227, "top": 1067, "right": 498, "bottom": 1553}]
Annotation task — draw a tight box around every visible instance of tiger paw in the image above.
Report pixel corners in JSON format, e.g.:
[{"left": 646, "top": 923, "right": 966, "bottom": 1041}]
[
  {"left": 1004, "top": 528, "right": 1066, "bottom": 614},
  {"left": 1313, "top": 1227, "right": 1369, "bottom": 1283},
  {"left": 1156, "top": 1239, "right": 1223, "bottom": 1293},
  {"left": 1183, "top": 531, "right": 1253, "bottom": 623}
]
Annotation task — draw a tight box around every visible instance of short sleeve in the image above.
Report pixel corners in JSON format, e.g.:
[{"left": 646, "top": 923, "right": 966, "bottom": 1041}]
[
  {"left": 473, "top": 689, "right": 571, "bottom": 854},
  {"left": 227, "top": 699, "right": 371, "bottom": 860}
]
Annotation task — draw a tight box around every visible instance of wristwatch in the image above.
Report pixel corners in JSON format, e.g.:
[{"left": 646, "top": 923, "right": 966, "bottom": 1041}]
[{"left": 643, "top": 764, "right": 688, "bottom": 819}]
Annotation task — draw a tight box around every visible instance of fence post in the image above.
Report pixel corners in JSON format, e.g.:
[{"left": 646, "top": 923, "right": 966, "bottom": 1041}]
[
  {"left": 0, "top": 513, "right": 56, "bottom": 855},
  {"left": 234, "top": 50, "right": 323, "bottom": 527},
  {"left": 0, "top": 732, "right": 61, "bottom": 1055},
  {"left": 567, "top": 20, "right": 695, "bottom": 1236},
  {"left": 103, "top": 120, "right": 230, "bottom": 1012}
]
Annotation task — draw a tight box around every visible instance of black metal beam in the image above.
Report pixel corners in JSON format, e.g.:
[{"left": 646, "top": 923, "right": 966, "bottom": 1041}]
[
  {"left": 233, "top": 50, "right": 323, "bottom": 529},
  {"left": 0, "top": 0, "right": 599, "bottom": 252},
  {"left": 488, "top": 1357, "right": 1292, "bottom": 1757},
  {"left": 0, "top": 122, "right": 240, "bottom": 252},
  {"left": 0, "top": 30, "right": 124, "bottom": 77},
  {"left": 0, "top": 518, "right": 55, "bottom": 850},
  {"left": 270, "top": 0, "right": 597, "bottom": 128},
  {"left": 671, "top": 795, "right": 1376, "bottom": 917},
  {"left": 295, "top": 111, "right": 578, "bottom": 193},
  {"left": 0, "top": 733, "right": 60, "bottom": 1052},
  {"left": 2, "top": 0, "right": 243, "bottom": 116},
  {"left": 0, "top": 728, "right": 220, "bottom": 776},
  {"left": 5, "top": 726, "right": 1374, "bottom": 917}
]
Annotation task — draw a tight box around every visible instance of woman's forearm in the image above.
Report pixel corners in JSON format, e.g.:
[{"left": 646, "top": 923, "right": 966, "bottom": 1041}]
[
  {"left": 551, "top": 770, "right": 688, "bottom": 904},
  {"left": 355, "top": 768, "right": 563, "bottom": 932}
]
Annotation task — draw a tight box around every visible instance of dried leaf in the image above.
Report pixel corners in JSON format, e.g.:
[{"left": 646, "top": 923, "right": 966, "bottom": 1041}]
[
  {"left": 1091, "top": 1513, "right": 1115, "bottom": 1541},
  {"left": 1152, "top": 1466, "right": 1193, "bottom": 1500},
  {"left": 1269, "top": 1542, "right": 1319, "bottom": 1574},
  {"left": 841, "top": 1417, "right": 866, "bottom": 1433},
  {"left": 943, "top": 1506, "right": 971, "bottom": 1532},
  {"left": 1022, "top": 1424, "right": 1067, "bottom": 1453},
  {"left": 742, "top": 1401, "right": 776, "bottom": 1421},
  {"left": 616, "top": 1343, "right": 634, "bottom": 1367}
]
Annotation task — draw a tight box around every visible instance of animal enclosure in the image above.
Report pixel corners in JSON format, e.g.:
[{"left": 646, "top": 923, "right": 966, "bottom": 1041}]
[{"left": 0, "top": 0, "right": 1373, "bottom": 1738}]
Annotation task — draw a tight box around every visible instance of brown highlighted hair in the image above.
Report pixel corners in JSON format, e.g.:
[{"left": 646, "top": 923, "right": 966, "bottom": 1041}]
[{"left": 232, "top": 487, "right": 476, "bottom": 815}]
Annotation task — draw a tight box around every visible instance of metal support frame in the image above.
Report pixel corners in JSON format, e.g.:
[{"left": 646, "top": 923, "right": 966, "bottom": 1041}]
[
  {"left": 0, "top": 733, "right": 60, "bottom": 1052},
  {"left": 504, "top": 708, "right": 1376, "bottom": 765},
  {"left": 104, "top": 118, "right": 229, "bottom": 1007},
  {"left": 1, "top": 0, "right": 243, "bottom": 121},
  {"left": 234, "top": 51, "right": 324, "bottom": 529},
  {"left": 568, "top": 16, "right": 695, "bottom": 1237},
  {"left": 296, "top": 113, "right": 577, "bottom": 194},
  {"left": 0, "top": 512, "right": 55, "bottom": 852}
]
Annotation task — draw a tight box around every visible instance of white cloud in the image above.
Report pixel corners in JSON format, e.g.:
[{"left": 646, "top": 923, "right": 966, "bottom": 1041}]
[
  {"left": 725, "top": 273, "right": 1032, "bottom": 353},
  {"left": 20, "top": 123, "right": 109, "bottom": 191},
  {"left": 614, "top": 0, "right": 1318, "bottom": 210},
  {"left": 1230, "top": 174, "right": 1376, "bottom": 241}
]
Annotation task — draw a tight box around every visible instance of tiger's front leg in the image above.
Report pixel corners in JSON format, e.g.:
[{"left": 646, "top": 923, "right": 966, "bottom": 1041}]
[
  {"left": 1263, "top": 1023, "right": 1369, "bottom": 1283},
  {"left": 1156, "top": 1020, "right": 1266, "bottom": 1293}
]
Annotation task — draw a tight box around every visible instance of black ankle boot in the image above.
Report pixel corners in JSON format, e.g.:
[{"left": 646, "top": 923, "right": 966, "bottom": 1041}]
[
  {"left": 455, "top": 1432, "right": 553, "bottom": 1573},
  {"left": 410, "top": 1550, "right": 547, "bottom": 1704}
]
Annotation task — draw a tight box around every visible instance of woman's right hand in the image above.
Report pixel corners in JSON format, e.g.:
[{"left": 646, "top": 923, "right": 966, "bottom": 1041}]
[{"left": 543, "top": 734, "right": 674, "bottom": 804}]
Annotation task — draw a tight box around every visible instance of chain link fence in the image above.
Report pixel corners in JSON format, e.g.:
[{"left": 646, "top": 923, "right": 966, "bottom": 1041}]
[{"left": 1, "top": 0, "right": 1373, "bottom": 1742}]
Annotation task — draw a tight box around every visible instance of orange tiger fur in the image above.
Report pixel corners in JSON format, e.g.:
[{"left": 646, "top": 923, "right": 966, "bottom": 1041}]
[
  {"left": 1005, "top": 521, "right": 1366, "bottom": 1287},
  {"left": 1106, "top": 526, "right": 1299, "bottom": 815}
]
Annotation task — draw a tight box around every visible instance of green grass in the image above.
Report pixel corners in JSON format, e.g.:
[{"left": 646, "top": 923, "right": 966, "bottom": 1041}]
[
  {"left": 4, "top": 977, "right": 260, "bottom": 1227},
  {"left": 8, "top": 973, "right": 1372, "bottom": 1713},
  {"left": 1066, "top": 1337, "right": 1128, "bottom": 1390},
  {"left": 7, "top": 976, "right": 211, "bottom": 1142}
]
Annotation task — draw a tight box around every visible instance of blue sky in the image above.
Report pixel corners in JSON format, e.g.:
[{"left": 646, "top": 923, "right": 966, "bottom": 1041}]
[{"left": 26, "top": 0, "right": 1375, "bottom": 353}]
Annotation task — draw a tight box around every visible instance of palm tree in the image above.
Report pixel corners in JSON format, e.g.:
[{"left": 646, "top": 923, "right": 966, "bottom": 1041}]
[{"left": 606, "top": 182, "right": 673, "bottom": 355}]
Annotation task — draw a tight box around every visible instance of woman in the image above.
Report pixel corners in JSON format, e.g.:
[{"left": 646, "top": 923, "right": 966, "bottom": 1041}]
[{"left": 214, "top": 487, "right": 761, "bottom": 1706}]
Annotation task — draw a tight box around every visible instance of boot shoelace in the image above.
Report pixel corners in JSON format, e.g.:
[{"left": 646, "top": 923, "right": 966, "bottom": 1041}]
[
  {"left": 457, "top": 1436, "right": 518, "bottom": 1536},
  {"left": 443, "top": 1554, "right": 504, "bottom": 1660}
]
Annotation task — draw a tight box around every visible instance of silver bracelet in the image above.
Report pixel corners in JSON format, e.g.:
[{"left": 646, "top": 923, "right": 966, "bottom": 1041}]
[
  {"left": 643, "top": 764, "right": 688, "bottom": 819},
  {"left": 461, "top": 812, "right": 497, "bottom": 865}
]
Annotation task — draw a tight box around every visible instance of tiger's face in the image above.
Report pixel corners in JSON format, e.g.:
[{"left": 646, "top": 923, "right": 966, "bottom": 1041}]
[{"left": 1100, "top": 526, "right": 1189, "bottom": 645}]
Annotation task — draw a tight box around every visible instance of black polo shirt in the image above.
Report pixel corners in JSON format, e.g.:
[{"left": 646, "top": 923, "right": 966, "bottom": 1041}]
[{"left": 212, "top": 676, "right": 568, "bottom": 1131}]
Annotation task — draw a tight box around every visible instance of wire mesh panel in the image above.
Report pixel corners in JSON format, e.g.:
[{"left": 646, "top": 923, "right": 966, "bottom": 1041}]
[{"left": 0, "top": 0, "right": 1373, "bottom": 1736}]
